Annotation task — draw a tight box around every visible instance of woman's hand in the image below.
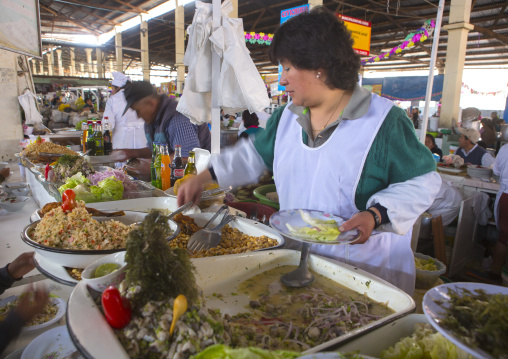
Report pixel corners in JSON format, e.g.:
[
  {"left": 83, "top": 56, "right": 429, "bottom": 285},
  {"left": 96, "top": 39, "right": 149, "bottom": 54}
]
[
  {"left": 8, "top": 252, "right": 35, "bottom": 279},
  {"left": 338, "top": 211, "right": 377, "bottom": 245},
  {"left": 176, "top": 170, "right": 213, "bottom": 206}
]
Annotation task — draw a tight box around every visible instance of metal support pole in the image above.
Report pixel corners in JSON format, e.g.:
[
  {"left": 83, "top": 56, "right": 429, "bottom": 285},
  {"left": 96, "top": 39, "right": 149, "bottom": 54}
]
[
  {"left": 115, "top": 29, "right": 123, "bottom": 72},
  {"left": 420, "top": 0, "right": 445, "bottom": 144},
  {"left": 211, "top": 0, "right": 221, "bottom": 154},
  {"left": 140, "top": 16, "right": 150, "bottom": 82}
]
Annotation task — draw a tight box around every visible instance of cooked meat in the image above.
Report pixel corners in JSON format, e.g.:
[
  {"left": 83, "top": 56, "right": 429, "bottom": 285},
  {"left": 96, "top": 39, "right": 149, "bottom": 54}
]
[{"left": 39, "top": 202, "right": 62, "bottom": 216}]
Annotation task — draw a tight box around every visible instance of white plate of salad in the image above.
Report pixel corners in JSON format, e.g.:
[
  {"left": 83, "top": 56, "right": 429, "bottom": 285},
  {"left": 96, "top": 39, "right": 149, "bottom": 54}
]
[
  {"left": 423, "top": 282, "right": 508, "bottom": 359},
  {"left": 269, "top": 209, "right": 360, "bottom": 245}
]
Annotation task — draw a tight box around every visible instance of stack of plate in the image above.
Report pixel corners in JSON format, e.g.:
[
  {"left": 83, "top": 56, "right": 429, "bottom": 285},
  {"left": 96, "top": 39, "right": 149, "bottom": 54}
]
[{"left": 467, "top": 165, "right": 492, "bottom": 179}]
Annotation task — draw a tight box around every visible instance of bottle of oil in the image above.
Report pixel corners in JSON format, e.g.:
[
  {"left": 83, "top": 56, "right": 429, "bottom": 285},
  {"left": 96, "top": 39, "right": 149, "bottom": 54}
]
[
  {"left": 184, "top": 150, "right": 197, "bottom": 176},
  {"left": 94, "top": 120, "right": 104, "bottom": 156},
  {"left": 153, "top": 143, "right": 162, "bottom": 189},
  {"left": 81, "top": 121, "right": 89, "bottom": 152},
  {"left": 150, "top": 142, "right": 158, "bottom": 188}
]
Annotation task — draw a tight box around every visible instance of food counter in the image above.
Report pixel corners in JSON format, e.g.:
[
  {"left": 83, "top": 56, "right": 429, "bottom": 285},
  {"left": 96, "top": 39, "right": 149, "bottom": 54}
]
[{"left": 2, "top": 160, "right": 506, "bottom": 359}]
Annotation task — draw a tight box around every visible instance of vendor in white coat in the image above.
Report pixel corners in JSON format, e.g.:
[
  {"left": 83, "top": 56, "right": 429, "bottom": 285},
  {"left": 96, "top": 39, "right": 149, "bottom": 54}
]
[
  {"left": 177, "top": 7, "right": 440, "bottom": 295},
  {"left": 103, "top": 72, "right": 146, "bottom": 152},
  {"left": 490, "top": 144, "right": 508, "bottom": 281}
]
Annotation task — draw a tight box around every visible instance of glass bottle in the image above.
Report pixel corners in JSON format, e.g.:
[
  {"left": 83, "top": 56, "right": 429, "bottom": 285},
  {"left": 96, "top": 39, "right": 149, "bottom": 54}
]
[
  {"left": 153, "top": 143, "right": 162, "bottom": 189},
  {"left": 151, "top": 142, "right": 158, "bottom": 188},
  {"left": 160, "top": 144, "right": 171, "bottom": 191},
  {"left": 81, "top": 121, "right": 89, "bottom": 152},
  {"left": 94, "top": 120, "right": 104, "bottom": 156},
  {"left": 86, "top": 120, "right": 96, "bottom": 156},
  {"left": 170, "top": 145, "right": 185, "bottom": 187},
  {"left": 103, "top": 116, "right": 112, "bottom": 155},
  {"left": 184, "top": 150, "right": 197, "bottom": 176}
]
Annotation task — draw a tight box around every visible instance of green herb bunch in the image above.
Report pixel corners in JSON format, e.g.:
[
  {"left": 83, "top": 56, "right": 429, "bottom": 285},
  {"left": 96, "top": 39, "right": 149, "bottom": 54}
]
[{"left": 124, "top": 210, "right": 199, "bottom": 310}]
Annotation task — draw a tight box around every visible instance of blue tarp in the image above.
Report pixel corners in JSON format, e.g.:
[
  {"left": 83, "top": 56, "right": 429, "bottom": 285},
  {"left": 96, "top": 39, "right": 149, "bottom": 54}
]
[{"left": 362, "top": 75, "right": 444, "bottom": 101}]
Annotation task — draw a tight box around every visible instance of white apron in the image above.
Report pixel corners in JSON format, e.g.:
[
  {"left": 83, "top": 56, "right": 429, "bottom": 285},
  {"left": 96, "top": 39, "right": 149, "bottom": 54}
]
[{"left": 274, "top": 95, "right": 416, "bottom": 295}]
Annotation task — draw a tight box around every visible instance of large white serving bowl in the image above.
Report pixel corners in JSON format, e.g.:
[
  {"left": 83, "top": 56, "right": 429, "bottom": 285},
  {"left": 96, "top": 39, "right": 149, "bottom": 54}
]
[
  {"left": 21, "top": 211, "right": 180, "bottom": 268},
  {"left": 67, "top": 250, "right": 415, "bottom": 359},
  {"left": 0, "top": 196, "right": 30, "bottom": 212}
]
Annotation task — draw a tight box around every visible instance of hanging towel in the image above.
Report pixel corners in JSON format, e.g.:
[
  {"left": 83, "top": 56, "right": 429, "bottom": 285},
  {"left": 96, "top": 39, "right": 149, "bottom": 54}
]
[{"left": 18, "top": 89, "right": 43, "bottom": 125}]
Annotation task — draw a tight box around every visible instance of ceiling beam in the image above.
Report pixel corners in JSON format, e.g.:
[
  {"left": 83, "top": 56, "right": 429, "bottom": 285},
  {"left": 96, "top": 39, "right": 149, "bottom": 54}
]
[
  {"left": 41, "top": 4, "right": 100, "bottom": 35},
  {"left": 50, "top": 0, "right": 139, "bottom": 14},
  {"left": 109, "top": 0, "right": 148, "bottom": 14},
  {"left": 473, "top": 25, "right": 508, "bottom": 46}
]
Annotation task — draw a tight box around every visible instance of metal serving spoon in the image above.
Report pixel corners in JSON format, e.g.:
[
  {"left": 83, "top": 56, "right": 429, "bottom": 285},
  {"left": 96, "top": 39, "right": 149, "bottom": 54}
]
[{"left": 280, "top": 242, "right": 315, "bottom": 288}]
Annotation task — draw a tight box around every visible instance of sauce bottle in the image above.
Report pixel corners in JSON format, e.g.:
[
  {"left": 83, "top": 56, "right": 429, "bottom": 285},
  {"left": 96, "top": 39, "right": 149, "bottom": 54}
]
[
  {"left": 94, "top": 120, "right": 104, "bottom": 156},
  {"left": 103, "top": 116, "right": 112, "bottom": 155},
  {"left": 86, "top": 120, "right": 96, "bottom": 156}
]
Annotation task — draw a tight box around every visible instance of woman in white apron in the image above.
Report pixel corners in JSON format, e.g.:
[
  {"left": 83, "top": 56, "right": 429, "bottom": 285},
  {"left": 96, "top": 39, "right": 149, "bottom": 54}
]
[
  {"left": 176, "top": 7, "right": 440, "bottom": 295},
  {"left": 490, "top": 144, "right": 508, "bottom": 280},
  {"left": 103, "top": 72, "right": 146, "bottom": 167}
]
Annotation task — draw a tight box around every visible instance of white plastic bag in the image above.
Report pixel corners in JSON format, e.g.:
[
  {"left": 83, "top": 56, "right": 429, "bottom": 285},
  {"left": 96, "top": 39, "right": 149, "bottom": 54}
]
[{"left": 18, "top": 90, "right": 43, "bottom": 125}]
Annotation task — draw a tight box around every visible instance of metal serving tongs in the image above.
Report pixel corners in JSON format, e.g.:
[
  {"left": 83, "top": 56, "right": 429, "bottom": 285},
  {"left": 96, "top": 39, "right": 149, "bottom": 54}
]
[{"left": 186, "top": 205, "right": 230, "bottom": 251}]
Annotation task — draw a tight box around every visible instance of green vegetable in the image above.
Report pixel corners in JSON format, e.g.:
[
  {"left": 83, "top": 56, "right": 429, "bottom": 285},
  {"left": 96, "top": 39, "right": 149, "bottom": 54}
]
[
  {"left": 58, "top": 172, "right": 90, "bottom": 193},
  {"left": 438, "top": 287, "right": 508, "bottom": 358},
  {"left": 381, "top": 323, "right": 462, "bottom": 359},
  {"left": 286, "top": 210, "right": 340, "bottom": 241},
  {"left": 75, "top": 118, "right": 88, "bottom": 130},
  {"left": 193, "top": 344, "right": 300, "bottom": 359},
  {"left": 124, "top": 210, "right": 199, "bottom": 310},
  {"left": 56, "top": 154, "right": 80, "bottom": 167},
  {"left": 58, "top": 173, "right": 123, "bottom": 202},
  {"left": 415, "top": 256, "right": 438, "bottom": 271}
]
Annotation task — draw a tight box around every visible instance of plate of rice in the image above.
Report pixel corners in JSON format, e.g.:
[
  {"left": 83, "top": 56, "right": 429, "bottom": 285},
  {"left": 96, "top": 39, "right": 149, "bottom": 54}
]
[
  {"left": 0, "top": 295, "right": 65, "bottom": 332},
  {"left": 21, "top": 202, "right": 180, "bottom": 268}
]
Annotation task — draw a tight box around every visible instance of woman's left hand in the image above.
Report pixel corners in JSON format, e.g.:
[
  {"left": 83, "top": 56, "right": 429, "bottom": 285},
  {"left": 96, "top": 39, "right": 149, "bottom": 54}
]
[{"left": 338, "top": 211, "right": 376, "bottom": 245}]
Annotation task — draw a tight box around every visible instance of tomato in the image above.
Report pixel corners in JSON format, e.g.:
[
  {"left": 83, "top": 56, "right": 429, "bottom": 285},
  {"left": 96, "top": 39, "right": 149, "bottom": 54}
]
[
  {"left": 101, "top": 286, "right": 132, "bottom": 329},
  {"left": 61, "top": 189, "right": 77, "bottom": 212}
]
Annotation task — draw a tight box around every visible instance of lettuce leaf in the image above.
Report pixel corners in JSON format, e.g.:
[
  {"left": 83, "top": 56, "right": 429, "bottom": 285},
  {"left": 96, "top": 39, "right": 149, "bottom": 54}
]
[
  {"left": 98, "top": 177, "right": 123, "bottom": 200},
  {"left": 286, "top": 210, "right": 340, "bottom": 241},
  {"left": 193, "top": 344, "right": 300, "bottom": 359},
  {"left": 58, "top": 172, "right": 90, "bottom": 193}
]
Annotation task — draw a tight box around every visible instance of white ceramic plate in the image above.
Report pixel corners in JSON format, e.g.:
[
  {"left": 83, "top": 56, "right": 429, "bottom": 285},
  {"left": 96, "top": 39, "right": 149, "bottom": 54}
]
[
  {"left": 437, "top": 166, "right": 464, "bottom": 174},
  {"left": 0, "top": 296, "right": 65, "bottom": 332},
  {"left": 67, "top": 250, "right": 415, "bottom": 358},
  {"left": 34, "top": 252, "right": 79, "bottom": 286},
  {"left": 21, "top": 325, "right": 83, "bottom": 359},
  {"left": 423, "top": 282, "right": 508, "bottom": 359},
  {"left": 269, "top": 209, "right": 360, "bottom": 245}
]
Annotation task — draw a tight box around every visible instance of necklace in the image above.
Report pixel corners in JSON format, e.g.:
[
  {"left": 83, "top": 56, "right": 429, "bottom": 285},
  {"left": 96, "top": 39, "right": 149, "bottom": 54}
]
[{"left": 311, "top": 90, "right": 347, "bottom": 133}]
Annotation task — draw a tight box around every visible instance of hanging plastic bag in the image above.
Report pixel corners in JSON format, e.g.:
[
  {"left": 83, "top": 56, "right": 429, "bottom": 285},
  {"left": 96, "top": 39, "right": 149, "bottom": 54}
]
[{"left": 18, "top": 89, "right": 43, "bottom": 125}]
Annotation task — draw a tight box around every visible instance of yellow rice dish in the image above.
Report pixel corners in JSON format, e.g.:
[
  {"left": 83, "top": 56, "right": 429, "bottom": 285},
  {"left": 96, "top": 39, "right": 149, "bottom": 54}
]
[{"left": 33, "top": 201, "right": 133, "bottom": 250}]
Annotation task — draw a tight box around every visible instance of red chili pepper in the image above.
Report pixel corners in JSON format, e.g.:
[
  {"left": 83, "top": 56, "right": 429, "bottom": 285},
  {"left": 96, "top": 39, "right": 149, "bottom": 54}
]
[
  {"left": 101, "top": 286, "right": 131, "bottom": 329},
  {"left": 61, "top": 189, "right": 77, "bottom": 212},
  {"left": 44, "top": 164, "right": 51, "bottom": 180}
]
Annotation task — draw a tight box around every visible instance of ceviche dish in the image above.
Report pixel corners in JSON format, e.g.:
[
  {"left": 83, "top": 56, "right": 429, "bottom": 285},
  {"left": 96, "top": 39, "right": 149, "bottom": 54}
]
[{"left": 95, "top": 210, "right": 394, "bottom": 358}]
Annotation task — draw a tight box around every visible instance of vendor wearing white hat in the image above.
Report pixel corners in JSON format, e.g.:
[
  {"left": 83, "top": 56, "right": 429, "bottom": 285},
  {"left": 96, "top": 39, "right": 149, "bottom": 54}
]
[
  {"left": 456, "top": 127, "right": 495, "bottom": 167},
  {"left": 103, "top": 72, "right": 146, "bottom": 156}
]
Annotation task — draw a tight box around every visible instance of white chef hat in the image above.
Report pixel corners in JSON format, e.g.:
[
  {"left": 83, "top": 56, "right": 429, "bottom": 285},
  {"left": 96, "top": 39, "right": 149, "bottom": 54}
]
[{"left": 111, "top": 72, "right": 129, "bottom": 87}]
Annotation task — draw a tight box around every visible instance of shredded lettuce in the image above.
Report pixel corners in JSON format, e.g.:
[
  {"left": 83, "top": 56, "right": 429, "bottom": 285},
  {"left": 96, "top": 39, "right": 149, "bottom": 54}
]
[
  {"left": 380, "top": 323, "right": 466, "bottom": 359},
  {"left": 58, "top": 173, "right": 123, "bottom": 202},
  {"left": 193, "top": 344, "right": 300, "bottom": 359},
  {"left": 286, "top": 210, "right": 340, "bottom": 241}
]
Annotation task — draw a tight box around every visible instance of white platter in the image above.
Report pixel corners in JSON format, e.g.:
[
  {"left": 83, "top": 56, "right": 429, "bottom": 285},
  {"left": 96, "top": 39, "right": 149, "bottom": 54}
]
[
  {"left": 186, "top": 212, "right": 284, "bottom": 249},
  {"left": 437, "top": 166, "right": 465, "bottom": 174},
  {"left": 0, "top": 296, "right": 66, "bottom": 332},
  {"left": 67, "top": 249, "right": 415, "bottom": 358},
  {"left": 21, "top": 325, "right": 83, "bottom": 359},
  {"left": 270, "top": 209, "right": 360, "bottom": 245},
  {"left": 34, "top": 252, "right": 79, "bottom": 286},
  {"left": 423, "top": 282, "right": 508, "bottom": 359}
]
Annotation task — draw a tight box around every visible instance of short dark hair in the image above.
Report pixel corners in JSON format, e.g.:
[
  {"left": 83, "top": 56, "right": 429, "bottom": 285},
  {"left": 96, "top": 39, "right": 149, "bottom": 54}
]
[
  {"left": 269, "top": 6, "right": 360, "bottom": 90},
  {"left": 242, "top": 110, "right": 259, "bottom": 127}
]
